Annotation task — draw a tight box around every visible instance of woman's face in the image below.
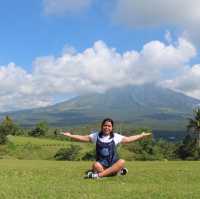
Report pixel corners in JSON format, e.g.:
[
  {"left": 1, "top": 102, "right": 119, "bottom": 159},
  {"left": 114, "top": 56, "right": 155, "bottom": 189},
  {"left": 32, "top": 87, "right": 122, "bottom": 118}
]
[{"left": 102, "top": 121, "right": 113, "bottom": 135}]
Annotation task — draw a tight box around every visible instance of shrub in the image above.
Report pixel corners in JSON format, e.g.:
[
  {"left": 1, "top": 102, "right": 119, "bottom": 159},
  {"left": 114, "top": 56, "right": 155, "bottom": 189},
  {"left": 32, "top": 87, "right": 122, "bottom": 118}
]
[
  {"left": 126, "top": 139, "right": 178, "bottom": 161},
  {"left": 177, "top": 134, "right": 200, "bottom": 160},
  {"left": 54, "top": 144, "right": 82, "bottom": 161},
  {"left": 82, "top": 150, "right": 95, "bottom": 160}
]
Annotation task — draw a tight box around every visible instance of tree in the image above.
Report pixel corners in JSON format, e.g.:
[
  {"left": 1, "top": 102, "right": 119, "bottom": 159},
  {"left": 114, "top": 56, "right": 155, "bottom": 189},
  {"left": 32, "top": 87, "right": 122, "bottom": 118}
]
[
  {"left": 0, "top": 125, "right": 7, "bottom": 144},
  {"left": 187, "top": 108, "right": 200, "bottom": 147},
  {"left": 29, "top": 121, "right": 49, "bottom": 137},
  {"left": 1, "top": 116, "right": 19, "bottom": 135},
  {"left": 0, "top": 116, "right": 19, "bottom": 144},
  {"left": 177, "top": 134, "right": 200, "bottom": 160}
]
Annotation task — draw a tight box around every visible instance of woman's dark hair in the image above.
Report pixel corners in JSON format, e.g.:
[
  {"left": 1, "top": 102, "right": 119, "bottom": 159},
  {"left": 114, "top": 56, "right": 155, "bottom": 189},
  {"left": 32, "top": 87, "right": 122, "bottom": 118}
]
[{"left": 99, "top": 118, "right": 114, "bottom": 138}]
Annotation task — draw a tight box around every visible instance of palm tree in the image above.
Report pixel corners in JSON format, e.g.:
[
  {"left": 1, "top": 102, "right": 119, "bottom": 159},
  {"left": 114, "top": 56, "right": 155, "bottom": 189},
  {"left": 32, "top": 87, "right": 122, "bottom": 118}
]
[{"left": 187, "top": 108, "right": 200, "bottom": 147}]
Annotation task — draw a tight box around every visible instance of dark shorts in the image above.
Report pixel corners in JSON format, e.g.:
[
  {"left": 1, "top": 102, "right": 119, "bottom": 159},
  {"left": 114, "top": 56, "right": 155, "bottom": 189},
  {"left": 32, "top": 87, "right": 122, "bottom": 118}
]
[{"left": 98, "top": 158, "right": 119, "bottom": 168}]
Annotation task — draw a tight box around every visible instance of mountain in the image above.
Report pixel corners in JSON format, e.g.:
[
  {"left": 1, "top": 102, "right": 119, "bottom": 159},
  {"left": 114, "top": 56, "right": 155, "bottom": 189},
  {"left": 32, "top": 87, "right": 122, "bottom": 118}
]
[{"left": 0, "top": 84, "right": 200, "bottom": 131}]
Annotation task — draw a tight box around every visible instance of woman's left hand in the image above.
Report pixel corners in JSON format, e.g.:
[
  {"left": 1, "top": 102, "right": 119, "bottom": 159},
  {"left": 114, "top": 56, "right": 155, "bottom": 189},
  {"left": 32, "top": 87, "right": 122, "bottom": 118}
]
[{"left": 141, "top": 132, "right": 152, "bottom": 137}]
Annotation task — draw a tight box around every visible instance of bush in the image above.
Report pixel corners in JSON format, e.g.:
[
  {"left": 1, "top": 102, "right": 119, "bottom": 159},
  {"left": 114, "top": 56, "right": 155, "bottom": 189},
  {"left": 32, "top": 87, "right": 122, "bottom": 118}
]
[
  {"left": 29, "top": 121, "right": 49, "bottom": 137},
  {"left": 54, "top": 144, "right": 82, "bottom": 160},
  {"left": 126, "top": 139, "right": 178, "bottom": 161},
  {"left": 82, "top": 150, "right": 95, "bottom": 160},
  {"left": 176, "top": 134, "right": 200, "bottom": 160}
]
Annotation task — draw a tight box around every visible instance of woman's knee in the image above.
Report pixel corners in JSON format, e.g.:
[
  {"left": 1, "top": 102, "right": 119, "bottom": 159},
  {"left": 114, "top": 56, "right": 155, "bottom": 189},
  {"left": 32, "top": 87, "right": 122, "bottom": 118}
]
[
  {"left": 93, "top": 161, "right": 104, "bottom": 171},
  {"left": 118, "top": 159, "right": 125, "bottom": 166}
]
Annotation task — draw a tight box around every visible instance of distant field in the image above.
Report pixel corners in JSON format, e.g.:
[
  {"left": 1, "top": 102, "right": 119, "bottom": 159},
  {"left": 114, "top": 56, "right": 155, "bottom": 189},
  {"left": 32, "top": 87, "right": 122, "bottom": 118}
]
[{"left": 0, "top": 160, "right": 199, "bottom": 199}]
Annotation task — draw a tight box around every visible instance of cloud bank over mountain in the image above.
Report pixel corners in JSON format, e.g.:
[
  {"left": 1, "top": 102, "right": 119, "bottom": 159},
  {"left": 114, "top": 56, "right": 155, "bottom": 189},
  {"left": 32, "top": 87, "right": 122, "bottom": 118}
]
[{"left": 1, "top": 37, "right": 199, "bottom": 111}]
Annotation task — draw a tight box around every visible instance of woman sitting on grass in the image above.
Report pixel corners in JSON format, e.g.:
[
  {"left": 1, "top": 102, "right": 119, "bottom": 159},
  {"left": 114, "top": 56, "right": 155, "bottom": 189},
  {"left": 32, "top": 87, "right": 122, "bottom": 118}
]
[{"left": 63, "top": 118, "right": 151, "bottom": 179}]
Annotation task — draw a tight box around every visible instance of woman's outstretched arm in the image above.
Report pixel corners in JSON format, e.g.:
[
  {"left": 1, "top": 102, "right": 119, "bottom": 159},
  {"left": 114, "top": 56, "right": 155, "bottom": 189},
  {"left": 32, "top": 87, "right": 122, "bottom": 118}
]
[
  {"left": 63, "top": 132, "right": 91, "bottom": 142},
  {"left": 121, "top": 132, "right": 152, "bottom": 144}
]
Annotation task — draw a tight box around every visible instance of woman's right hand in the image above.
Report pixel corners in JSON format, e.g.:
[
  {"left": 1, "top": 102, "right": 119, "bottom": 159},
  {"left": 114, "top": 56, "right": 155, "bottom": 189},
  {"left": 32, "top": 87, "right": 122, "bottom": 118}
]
[
  {"left": 63, "top": 132, "right": 72, "bottom": 136},
  {"left": 141, "top": 132, "right": 152, "bottom": 138}
]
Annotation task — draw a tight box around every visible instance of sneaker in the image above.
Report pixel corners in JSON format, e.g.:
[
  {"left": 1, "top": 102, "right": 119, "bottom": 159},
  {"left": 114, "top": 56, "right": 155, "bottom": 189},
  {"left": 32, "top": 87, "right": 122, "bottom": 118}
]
[
  {"left": 119, "top": 168, "right": 128, "bottom": 176},
  {"left": 84, "top": 169, "right": 93, "bottom": 175},
  {"left": 85, "top": 171, "right": 100, "bottom": 179}
]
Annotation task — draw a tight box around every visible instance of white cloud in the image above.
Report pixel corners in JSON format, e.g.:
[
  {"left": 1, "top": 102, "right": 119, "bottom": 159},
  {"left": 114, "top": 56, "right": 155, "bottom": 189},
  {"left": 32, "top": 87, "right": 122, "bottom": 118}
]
[
  {"left": 0, "top": 38, "right": 198, "bottom": 111},
  {"left": 0, "top": 63, "right": 32, "bottom": 96},
  {"left": 162, "top": 64, "right": 200, "bottom": 99},
  {"left": 42, "top": 1, "right": 200, "bottom": 44},
  {"left": 112, "top": 0, "right": 200, "bottom": 44},
  {"left": 32, "top": 38, "right": 195, "bottom": 95},
  {"left": 0, "top": 63, "right": 52, "bottom": 112},
  {"left": 113, "top": 0, "right": 200, "bottom": 27},
  {"left": 43, "top": 0, "right": 92, "bottom": 16}
]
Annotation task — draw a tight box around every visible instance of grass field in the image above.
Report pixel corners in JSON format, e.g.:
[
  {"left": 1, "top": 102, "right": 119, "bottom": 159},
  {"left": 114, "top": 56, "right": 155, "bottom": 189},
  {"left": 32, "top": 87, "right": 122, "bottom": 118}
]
[{"left": 0, "top": 160, "right": 200, "bottom": 199}]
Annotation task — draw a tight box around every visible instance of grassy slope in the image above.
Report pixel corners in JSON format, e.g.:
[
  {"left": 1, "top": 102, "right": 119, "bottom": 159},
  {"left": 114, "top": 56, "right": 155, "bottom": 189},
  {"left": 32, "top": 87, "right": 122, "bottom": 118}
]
[
  {"left": 0, "top": 160, "right": 199, "bottom": 199},
  {"left": 0, "top": 136, "right": 133, "bottom": 160},
  {"left": 0, "top": 136, "right": 94, "bottom": 160}
]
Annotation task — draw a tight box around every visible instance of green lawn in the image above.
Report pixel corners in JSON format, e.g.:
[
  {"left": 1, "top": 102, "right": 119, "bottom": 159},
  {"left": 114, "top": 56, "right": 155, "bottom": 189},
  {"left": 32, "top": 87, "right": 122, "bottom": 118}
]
[{"left": 0, "top": 160, "right": 199, "bottom": 199}]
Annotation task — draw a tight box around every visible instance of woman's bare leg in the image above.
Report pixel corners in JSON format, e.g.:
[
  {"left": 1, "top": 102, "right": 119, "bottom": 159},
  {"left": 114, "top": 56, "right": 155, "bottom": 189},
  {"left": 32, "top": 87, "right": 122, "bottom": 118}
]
[
  {"left": 98, "top": 159, "right": 125, "bottom": 177},
  {"left": 92, "top": 161, "right": 105, "bottom": 173}
]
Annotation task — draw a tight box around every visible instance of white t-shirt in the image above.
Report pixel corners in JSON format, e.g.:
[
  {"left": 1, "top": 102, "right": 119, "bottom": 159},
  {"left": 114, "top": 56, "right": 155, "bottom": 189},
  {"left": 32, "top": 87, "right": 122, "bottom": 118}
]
[{"left": 89, "top": 132, "right": 124, "bottom": 146}]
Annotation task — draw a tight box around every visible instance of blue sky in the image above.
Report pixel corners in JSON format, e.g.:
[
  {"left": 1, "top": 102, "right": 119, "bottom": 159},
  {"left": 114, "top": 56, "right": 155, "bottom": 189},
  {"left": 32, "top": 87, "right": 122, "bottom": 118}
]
[
  {"left": 0, "top": 0, "right": 166, "bottom": 68},
  {"left": 0, "top": 0, "right": 200, "bottom": 111}
]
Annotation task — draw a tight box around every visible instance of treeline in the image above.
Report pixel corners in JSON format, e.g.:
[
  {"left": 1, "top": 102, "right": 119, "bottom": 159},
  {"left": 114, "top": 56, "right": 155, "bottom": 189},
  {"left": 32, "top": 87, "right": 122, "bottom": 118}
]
[
  {"left": 53, "top": 135, "right": 200, "bottom": 161},
  {"left": 0, "top": 116, "right": 63, "bottom": 142},
  {"left": 1, "top": 112, "right": 200, "bottom": 161}
]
